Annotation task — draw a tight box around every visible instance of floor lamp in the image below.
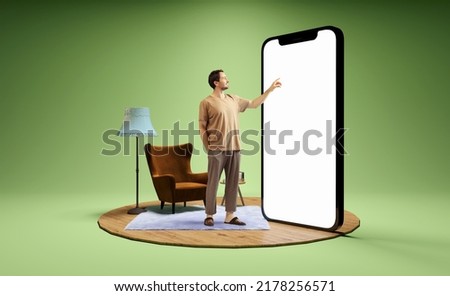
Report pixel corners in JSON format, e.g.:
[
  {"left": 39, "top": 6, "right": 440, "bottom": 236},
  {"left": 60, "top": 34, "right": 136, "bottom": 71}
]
[{"left": 118, "top": 107, "right": 157, "bottom": 214}]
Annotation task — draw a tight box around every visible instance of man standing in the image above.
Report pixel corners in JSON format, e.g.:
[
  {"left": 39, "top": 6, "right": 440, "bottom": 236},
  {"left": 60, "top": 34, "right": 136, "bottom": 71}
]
[{"left": 199, "top": 69, "right": 281, "bottom": 226}]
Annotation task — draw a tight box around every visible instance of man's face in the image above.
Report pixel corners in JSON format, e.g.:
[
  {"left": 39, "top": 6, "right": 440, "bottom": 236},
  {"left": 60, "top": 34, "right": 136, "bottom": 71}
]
[{"left": 216, "top": 72, "right": 229, "bottom": 90}]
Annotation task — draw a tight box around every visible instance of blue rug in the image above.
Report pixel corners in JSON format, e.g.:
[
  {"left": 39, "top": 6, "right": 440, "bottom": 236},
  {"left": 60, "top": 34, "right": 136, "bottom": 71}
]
[{"left": 125, "top": 205, "right": 270, "bottom": 230}]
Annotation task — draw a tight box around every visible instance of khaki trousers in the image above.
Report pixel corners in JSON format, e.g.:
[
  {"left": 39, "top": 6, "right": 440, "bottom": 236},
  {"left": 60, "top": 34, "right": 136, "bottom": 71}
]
[{"left": 205, "top": 150, "right": 240, "bottom": 215}]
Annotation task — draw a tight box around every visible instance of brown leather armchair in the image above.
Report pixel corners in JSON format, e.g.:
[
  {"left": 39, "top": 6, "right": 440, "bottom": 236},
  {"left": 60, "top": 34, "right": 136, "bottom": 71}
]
[{"left": 144, "top": 143, "right": 207, "bottom": 214}]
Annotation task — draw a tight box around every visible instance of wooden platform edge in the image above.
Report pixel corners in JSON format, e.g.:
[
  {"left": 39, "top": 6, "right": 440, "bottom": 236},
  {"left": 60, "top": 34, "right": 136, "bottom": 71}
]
[{"left": 97, "top": 198, "right": 360, "bottom": 249}]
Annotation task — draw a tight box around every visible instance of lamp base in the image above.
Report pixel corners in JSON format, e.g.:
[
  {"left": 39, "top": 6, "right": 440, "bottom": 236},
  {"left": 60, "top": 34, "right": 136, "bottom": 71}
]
[{"left": 127, "top": 207, "right": 146, "bottom": 215}]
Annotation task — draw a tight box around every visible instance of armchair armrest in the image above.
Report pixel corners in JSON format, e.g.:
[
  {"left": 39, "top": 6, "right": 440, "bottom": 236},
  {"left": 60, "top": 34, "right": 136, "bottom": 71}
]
[
  {"left": 152, "top": 174, "right": 176, "bottom": 201},
  {"left": 187, "top": 172, "right": 208, "bottom": 184}
]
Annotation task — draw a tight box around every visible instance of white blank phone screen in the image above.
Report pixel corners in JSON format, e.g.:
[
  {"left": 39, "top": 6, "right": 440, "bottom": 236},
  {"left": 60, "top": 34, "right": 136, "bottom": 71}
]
[{"left": 262, "top": 29, "right": 338, "bottom": 229}]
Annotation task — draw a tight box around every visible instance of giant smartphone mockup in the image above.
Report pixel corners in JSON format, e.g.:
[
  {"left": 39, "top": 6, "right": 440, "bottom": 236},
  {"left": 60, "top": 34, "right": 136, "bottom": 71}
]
[{"left": 261, "top": 26, "right": 344, "bottom": 231}]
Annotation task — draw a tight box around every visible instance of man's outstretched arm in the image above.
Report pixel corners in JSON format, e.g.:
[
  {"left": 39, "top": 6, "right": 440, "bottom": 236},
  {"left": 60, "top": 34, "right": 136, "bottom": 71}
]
[{"left": 248, "top": 78, "right": 282, "bottom": 109}]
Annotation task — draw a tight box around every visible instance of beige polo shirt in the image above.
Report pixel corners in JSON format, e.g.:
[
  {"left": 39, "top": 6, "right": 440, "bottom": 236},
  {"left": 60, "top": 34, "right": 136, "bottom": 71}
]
[{"left": 199, "top": 94, "right": 250, "bottom": 151}]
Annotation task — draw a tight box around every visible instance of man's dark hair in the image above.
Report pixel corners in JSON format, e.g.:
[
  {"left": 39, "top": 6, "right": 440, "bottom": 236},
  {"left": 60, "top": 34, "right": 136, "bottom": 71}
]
[{"left": 208, "top": 69, "right": 223, "bottom": 89}]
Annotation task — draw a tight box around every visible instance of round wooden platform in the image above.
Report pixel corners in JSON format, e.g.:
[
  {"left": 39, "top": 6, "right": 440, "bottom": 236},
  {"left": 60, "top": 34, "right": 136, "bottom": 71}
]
[{"left": 97, "top": 198, "right": 360, "bottom": 248}]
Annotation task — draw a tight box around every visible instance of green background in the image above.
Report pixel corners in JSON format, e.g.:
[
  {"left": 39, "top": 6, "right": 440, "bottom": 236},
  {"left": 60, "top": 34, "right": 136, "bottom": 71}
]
[{"left": 1, "top": 0, "right": 449, "bottom": 275}]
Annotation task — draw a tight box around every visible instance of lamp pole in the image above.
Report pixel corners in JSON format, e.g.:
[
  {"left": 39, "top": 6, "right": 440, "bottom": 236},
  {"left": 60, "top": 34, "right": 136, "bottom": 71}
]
[{"left": 127, "top": 136, "right": 146, "bottom": 214}]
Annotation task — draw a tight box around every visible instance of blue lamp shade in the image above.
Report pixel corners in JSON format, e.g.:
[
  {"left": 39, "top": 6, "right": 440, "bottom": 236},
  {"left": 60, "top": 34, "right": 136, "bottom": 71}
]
[{"left": 118, "top": 107, "right": 157, "bottom": 137}]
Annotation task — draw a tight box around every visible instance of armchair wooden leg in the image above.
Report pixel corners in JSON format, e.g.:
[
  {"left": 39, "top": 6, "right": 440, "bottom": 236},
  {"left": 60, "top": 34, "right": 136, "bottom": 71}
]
[
  {"left": 184, "top": 201, "right": 186, "bottom": 207},
  {"left": 238, "top": 187, "right": 245, "bottom": 206},
  {"left": 160, "top": 201, "right": 165, "bottom": 209},
  {"left": 172, "top": 203, "right": 175, "bottom": 214}
]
